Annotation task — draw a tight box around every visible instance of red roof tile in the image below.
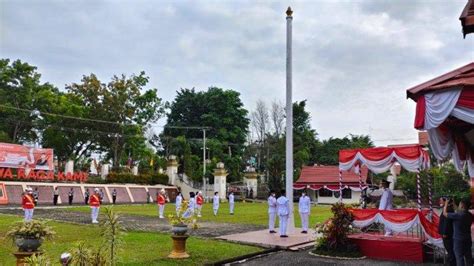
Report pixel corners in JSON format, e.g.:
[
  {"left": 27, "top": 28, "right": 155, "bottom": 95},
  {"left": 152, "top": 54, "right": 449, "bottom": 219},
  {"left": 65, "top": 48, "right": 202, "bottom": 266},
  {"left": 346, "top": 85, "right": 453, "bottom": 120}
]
[
  {"left": 296, "top": 165, "right": 368, "bottom": 185},
  {"left": 406, "top": 62, "right": 474, "bottom": 100}
]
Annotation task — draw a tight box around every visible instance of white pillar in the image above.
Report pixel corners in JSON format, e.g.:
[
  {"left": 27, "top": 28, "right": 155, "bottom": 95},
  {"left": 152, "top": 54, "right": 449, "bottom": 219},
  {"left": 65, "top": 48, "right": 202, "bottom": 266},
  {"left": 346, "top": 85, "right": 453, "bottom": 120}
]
[
  {"left": 167, "top": 155, "right": 179, "bottom": 185},
  {"left": 244, "top": 171, "right": 259, "bottom": 198},
  {"left": 213, "top": 162, "right": 228, "bottom": 201},
  {"left": 132, "top": 166, "right": 138, "bottom": 176},
  {"left": 285, "top": 6, "right": 295, "bottom": 230},
  {"left": 65, "top": 160, "right": 74, "bottom": 175},
  {"left": 101, "top": 164, "right": 110, "bottom": 179}
]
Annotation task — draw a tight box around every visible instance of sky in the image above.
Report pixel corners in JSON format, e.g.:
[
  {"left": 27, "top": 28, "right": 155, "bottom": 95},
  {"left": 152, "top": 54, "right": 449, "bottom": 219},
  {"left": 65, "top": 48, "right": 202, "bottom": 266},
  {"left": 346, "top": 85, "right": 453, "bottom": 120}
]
[{"left": 1, "top": 0, "right": 474, "bottom": 146}]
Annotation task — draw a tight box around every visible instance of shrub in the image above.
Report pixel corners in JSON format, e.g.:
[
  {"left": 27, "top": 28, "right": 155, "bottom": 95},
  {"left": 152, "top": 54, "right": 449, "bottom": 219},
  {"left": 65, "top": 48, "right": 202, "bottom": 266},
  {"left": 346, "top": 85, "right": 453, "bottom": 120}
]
[
  {"left": 6, "top": 220, "right": 55, "bottom": 242},
  {"left": 106, "top": 172, "right": 169, "bottom": 185},
  {"left": 314, "top": 203, "right": 358, "bottom": 253}
]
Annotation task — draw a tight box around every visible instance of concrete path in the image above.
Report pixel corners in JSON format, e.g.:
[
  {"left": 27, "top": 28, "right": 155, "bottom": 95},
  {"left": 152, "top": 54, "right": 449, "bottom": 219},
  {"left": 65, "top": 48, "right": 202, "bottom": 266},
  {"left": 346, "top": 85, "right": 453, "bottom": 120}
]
[{"left": 0, "top": 208, "right": 265, "bottom": 238}]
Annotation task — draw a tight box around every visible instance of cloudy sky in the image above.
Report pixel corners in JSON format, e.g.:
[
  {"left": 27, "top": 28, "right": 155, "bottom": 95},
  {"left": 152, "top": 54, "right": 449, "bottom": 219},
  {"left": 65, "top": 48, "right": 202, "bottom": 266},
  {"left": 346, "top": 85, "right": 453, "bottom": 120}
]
[{"left": 1, "top": 0, "right": 473, "bottom": 145}]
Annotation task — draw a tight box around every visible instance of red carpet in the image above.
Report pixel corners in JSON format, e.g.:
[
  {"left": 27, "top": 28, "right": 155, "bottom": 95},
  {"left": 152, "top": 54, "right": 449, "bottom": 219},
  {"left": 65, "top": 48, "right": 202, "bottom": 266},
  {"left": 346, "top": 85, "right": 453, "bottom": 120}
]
[{"left": 349, "top": 233, "right": 424, "bottom": 263}]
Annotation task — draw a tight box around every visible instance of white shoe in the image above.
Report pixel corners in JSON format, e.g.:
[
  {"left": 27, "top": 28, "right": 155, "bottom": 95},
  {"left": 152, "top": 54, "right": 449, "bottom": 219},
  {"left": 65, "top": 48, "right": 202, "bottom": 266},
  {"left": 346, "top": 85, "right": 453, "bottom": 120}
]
[
  {"left": 92, "top": 220, "right": 99, "bottom": 224},
  {"left": 159, "top": 216, "right": 164, "bottom": 219},
  {"left": 198, "top": 215, "right": 202, "bottom": 217}
]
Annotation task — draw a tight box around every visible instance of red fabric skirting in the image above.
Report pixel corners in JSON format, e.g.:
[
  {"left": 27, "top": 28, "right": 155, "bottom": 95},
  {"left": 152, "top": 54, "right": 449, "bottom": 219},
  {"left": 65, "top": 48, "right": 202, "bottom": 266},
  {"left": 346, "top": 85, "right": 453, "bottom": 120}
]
[{"left": 349, "top": 234, "right": 423, "bottom": 263}]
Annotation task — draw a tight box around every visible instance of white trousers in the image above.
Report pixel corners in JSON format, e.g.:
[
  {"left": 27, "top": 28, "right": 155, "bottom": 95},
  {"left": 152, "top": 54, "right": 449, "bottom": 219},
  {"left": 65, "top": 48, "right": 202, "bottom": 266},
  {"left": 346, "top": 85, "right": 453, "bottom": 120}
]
[
  {"left": 91, "top": 207, "right": 100, "bottom": 222},
  {"left": 229, "top": 202, "right": 234, "bottom": 214},
  {"left": 24, "top": 209, "right": 34, "bottom": 222},
  {"left": 213, "top": 207, "right": 218, "bottom": 216},
  {"left": 279, "top": 215, "right": 289, "bottom": 236},
  {"left": 196, "top": 205, "right": 202, "bottom": 216},
  {"left": 269, "top": 212, "right": 276, "bottom": 231},
  {"left": 159, "top": 204, "right": 165, "bottom": 218},
  {"left": 300, "top": 212, "right": 309, "bottom": 231},
  {"left": 175, "top": 204, "right": 181, "bottom": 215}
]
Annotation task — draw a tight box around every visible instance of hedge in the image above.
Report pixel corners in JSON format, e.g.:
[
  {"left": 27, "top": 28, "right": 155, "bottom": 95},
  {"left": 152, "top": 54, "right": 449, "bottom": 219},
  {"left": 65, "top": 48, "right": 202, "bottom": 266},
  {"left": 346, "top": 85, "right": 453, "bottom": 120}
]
[{"left": 105, "top": 172, "right": 169, "bottom": 185}]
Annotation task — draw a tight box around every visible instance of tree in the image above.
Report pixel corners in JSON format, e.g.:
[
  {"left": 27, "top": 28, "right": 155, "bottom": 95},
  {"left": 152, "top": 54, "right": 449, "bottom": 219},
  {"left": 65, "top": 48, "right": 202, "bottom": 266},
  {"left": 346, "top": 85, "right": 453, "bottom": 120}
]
[
  {"left": 162, "top": 87, "right": 249, "bottom": 182},
  {"left": 270, "top": 100, "right": 285, "bottom": 137},
  {"left": 0, "top": 59, "right": 56, "bottom": 143},
  {"left": 67, "top": 72, "right": 165, "bottom": 168},
  {"left": 251, "top": 100, "right": 269, "bottom": 172},
  {"left": 314, "top": 134, "right": 374, "bottom": 165}
]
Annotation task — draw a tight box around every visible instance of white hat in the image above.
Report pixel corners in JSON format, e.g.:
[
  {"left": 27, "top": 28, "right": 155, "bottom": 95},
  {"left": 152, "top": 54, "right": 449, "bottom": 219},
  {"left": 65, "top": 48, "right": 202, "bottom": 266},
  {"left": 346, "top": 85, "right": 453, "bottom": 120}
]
[
  {"left": 94, "top": 188, "right": 99, "bottom": 192},
  {"left": 26, "top": 187, "right": 32, "bottom": 192},
  {"left": 160, "top": 189, "right": 165, "bottom": 193},
  {"left": 198, "top": 191, "right": 202, "bottom": 195}
]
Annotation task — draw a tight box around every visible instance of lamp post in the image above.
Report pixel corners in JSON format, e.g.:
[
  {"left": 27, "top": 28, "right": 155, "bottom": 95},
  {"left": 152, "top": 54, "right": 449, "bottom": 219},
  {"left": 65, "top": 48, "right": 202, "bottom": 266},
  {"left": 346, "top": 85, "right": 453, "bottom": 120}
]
[{"left": 285, "top": 6, "right": 295, "bottom": 230}]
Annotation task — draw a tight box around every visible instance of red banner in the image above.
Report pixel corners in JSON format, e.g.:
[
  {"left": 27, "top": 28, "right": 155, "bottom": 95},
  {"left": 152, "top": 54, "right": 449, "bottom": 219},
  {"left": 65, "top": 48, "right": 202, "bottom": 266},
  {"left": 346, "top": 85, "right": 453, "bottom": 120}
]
[{"left": 0, "top": 143, "right": 54, "bottom": 171}]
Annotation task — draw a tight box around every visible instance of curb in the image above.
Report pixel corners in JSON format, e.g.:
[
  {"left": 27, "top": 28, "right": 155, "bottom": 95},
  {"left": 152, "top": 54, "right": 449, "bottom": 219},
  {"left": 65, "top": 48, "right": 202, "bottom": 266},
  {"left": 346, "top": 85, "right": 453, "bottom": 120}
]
[
  {"left": 308, "top": 250, "right": 366, "bottom": 260},
  {"left": 206, "top": 247, "right": 279, "bottom": 266}
]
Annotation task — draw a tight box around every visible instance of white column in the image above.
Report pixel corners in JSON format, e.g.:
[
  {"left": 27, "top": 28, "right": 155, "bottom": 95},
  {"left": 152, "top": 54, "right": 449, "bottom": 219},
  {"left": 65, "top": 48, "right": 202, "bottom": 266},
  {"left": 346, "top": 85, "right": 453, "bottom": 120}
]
[
  {"left": 213, "top": 162, "right": 228, "bottom": 201},
  {"left": 285, "top": 6, "right": 295, "bottom": 230},
  {"left": 167, "top": 155, "right": 178, "bottom": 185},
  {"left": 101, "top": 164, "right": 110, "bottom": 179},
  {"left": 65, "top": 160, "right": 74, "bottom": 175}
]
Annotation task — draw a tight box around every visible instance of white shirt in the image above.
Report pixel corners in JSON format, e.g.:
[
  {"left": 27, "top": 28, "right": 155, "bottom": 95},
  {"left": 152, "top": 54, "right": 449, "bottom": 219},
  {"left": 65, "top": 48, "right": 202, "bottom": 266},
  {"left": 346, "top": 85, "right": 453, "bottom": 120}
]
[
  {"left": 268, "top": 195, "right": 277, "bottom": 213},
  {"left": 379, "top": 188, "right": 393, "bottom": 210},
  {"left": 298, "top": 195, "right": 311, "bottom": 213},
  {"left": 213, "top": 195, "right": 219, "bottom": 209},
  {"left": 229, "top": 194, "right": 234, "bottom": 203},
  {"left": 176, "top": 195, "right": 182, "bottom": 207},
  {"left": 188, "top": 197, "right": 195, "bottom": 210},
  {"left": 277, "top": 196, "right": 289, "bottom": 216}
]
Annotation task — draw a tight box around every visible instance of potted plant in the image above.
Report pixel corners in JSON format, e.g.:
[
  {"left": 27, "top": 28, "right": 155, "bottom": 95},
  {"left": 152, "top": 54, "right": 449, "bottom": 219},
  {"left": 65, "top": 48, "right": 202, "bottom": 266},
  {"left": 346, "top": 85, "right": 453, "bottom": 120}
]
[
  {"left": 167, "top": 200, "right": 198, "bottom": 235},
  {"left": 6, "top": 220, "right": 55, "bottom": 252}
]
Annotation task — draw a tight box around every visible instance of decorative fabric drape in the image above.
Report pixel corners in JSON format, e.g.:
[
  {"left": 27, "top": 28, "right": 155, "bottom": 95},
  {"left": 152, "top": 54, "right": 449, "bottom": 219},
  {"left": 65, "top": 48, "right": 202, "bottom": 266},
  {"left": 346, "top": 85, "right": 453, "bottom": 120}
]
[
  {"left": 339, "top": 146, "right": 430, "bottom": 174},
  {"left": 414, "top": 88, "right": 474, "bottom": 177},
  {"left": 293, "top": 184, "right": 367, "bottom": 191},
  {"left": 350, "top": 209, "right": 443, "bottom": 248}
]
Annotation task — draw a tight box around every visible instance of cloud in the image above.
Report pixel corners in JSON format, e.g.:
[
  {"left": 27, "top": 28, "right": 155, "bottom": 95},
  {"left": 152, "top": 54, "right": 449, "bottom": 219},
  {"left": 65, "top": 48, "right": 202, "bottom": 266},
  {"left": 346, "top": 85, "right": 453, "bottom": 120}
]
[{"left": 1, "top": 0, "right": 473, "bottom": 146}]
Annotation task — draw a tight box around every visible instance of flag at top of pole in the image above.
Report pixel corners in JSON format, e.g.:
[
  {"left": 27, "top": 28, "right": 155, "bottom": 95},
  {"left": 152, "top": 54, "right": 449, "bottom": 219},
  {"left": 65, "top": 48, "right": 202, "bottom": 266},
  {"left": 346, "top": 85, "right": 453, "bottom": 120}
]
[{"left": 285, "top": 6, "right": 295, "bottom": 230}]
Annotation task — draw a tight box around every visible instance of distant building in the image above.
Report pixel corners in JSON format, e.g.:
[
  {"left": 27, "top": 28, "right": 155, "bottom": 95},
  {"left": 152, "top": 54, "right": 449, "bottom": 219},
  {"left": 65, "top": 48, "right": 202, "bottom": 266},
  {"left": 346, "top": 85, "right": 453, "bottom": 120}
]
[{"left": 294, "top": 165, "right": 368, "bottom": 204}]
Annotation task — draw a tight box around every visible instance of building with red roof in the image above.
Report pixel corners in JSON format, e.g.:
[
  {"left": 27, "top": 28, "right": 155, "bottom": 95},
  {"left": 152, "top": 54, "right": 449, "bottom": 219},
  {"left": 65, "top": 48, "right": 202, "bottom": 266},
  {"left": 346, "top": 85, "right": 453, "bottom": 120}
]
[{"left": 294, "top": 165, "right": 368, "bottom": 204}]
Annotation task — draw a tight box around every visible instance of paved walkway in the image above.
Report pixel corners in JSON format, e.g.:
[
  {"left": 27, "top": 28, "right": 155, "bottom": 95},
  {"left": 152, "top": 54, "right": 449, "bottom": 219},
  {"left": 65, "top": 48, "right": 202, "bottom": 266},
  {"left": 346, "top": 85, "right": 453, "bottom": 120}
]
[
  {"left": 233, "top": 249, "right": 440, "bottom": 266},
  {"left": 0, "top": 208, "right": 265, "bottom": 238}
]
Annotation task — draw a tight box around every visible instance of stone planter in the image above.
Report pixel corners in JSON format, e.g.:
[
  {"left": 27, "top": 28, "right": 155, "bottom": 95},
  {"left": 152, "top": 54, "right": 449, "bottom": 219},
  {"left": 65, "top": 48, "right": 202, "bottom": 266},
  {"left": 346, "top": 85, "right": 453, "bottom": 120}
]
[
  {"left": 171, "top": 224, "right": 188, "bottom": 236},
  {"left": 14, "top": 237, "right": 43, "bottom": 252}
]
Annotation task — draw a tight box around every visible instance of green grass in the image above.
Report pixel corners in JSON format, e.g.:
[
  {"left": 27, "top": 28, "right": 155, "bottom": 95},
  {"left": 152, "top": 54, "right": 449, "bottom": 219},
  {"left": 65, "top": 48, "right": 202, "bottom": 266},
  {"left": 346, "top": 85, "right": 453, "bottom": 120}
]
[
  {"left": 65, "top": 202, "right": 333, "bottom": 227},
  {"left": 0, "top": 215, "right": 262, "bottom": 265}
]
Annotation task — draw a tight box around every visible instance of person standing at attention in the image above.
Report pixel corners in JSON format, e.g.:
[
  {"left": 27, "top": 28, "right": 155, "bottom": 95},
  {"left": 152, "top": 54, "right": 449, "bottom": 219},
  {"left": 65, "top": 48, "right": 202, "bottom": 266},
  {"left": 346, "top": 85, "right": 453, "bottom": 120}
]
[
  {"left": 298, "top": 191, "right": 311, "bottom": 234},
  {"left": 84, "top": 188, "right": 90, "bottom": 205},
  {"left": 196, "top": 191, "right": 204, "bottom": 217},
  {"left": 175, "top": 192, "right": 183, "bottom": 214},
  {"left": 229, "top": 192, "right": 235, "bottom": 215},
  {"left": 213, "top": 192, "right": 220, "bottom": 216},
  {"left": 99, "top": 189, "right": 104, "bottom": 204},
  {"left": 68, "top": 188, "right": 74, "bottom": 205},
  {"left": 22, "top": 187, "right": 35, "bottom": 222},
  {"left": 89, "top": 188, "right": 101, "bottom": 224},
  {"left": 277, "top": 189, "right": 290, "bottom": 238},
  {"left": 157, "top": 189, "right": 167, "bottom": 219},
  {"left": 33, "top": 187, "right": 39, "bottom": 206},
  {"left": 53, "top": 187, "right": 59, "bottom": 206},
  {"left": 379, "top": 179, "right": 393, "bottom": 236},
  {"left": 268, "top": 190, "right": 277, "bottom": 234},
  {"left": 443, "top": 198, "right": 472, "bottom": 266},
  {"left": 112, "top": 189, "right": 117, "bottom": 205}
]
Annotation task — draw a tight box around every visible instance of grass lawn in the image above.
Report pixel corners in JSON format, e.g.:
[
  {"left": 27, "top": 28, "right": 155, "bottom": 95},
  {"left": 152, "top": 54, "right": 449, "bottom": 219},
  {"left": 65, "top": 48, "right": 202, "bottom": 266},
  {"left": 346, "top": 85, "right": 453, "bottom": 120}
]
[
  {"left": 0, "top": 215, "right": 262, "bottom": 265},
  {"left": 65, "top": 202, "right": 333, "bottom": 227}
]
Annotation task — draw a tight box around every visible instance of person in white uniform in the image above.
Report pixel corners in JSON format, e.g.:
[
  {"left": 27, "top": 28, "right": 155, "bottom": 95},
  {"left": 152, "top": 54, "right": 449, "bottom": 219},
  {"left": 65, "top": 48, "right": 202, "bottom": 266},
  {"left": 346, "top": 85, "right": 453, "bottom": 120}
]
[
  {"left": 268, "top": 190, "right": 277, "bottom": 233},
  {"left": 183, "top": 192, "right": 195, "bottom": 218},
  {"left": 213, "top": 192, "right": 220, "bottom": 216},
  {"left": 298, "top": 191, "right": 311, "bottom": 234},
  {"left": 175, "top": 192, "right": 183, "bottom": 214},
  {"left": 277, "top": 189, "right": 290, "bottom": 238},
  {"left": 379, "top": 179, "right": 393, "bottom": 236},
  {"left": 229, "top": 192, "right": 235, "bottom": 215}
]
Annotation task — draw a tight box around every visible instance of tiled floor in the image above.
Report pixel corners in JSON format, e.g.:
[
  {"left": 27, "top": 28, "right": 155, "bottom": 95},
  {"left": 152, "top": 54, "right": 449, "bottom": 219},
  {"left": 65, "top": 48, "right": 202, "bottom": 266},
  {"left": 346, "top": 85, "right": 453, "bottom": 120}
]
[{"left": 217, "top": 228, "right": 316, "bottom": 249}]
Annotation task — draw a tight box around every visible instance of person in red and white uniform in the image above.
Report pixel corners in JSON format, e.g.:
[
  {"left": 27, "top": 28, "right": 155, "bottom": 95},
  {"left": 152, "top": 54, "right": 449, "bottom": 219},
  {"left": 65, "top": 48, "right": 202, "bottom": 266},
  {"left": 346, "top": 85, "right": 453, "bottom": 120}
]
[
  {"left": 22, "top": 187, "right": 35, "bottom": 222},
  {"left": 89, "top": 188, "right": 101, "bottom": 224},
  {"left": 157, "top": 189, "right": 168, "bottom": 219},
  {"left": 196, "top": 191, "right": 204, "bottom": 217}
]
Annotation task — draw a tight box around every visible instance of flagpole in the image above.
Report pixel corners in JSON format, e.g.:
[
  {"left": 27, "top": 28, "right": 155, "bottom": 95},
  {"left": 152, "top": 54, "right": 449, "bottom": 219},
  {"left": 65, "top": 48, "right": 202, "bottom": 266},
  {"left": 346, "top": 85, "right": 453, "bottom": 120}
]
[{"left": 285, "top": 6, "right": 295, "bottom": 230}]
